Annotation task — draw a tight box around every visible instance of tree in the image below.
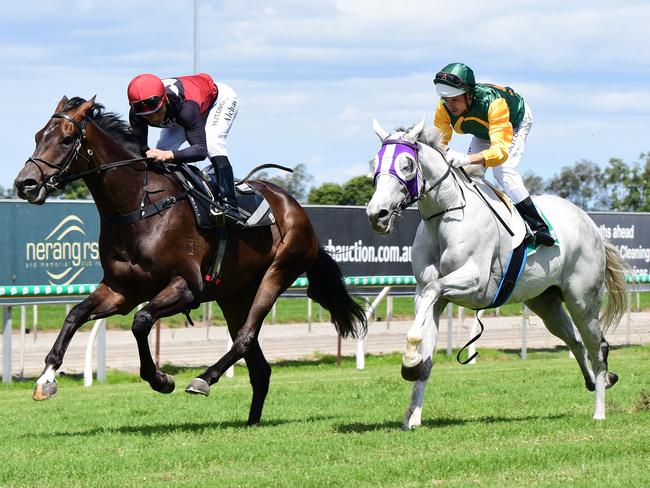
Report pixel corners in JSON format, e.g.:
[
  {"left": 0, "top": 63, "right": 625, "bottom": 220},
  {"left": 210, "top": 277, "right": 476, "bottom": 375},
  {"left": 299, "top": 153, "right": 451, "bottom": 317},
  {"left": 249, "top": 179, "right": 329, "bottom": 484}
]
[
  {"left": 522, "top": 170, "right": 544, "bottom": 196},
  {"left": 545, "top": 159, "right": 607, "bottom": 210},
  {"left": 341, "top": 176, "right": 375, "bottom": 206},
  {"left": 307, "top": 183, "right": 345, "bottom": 205},
  {"left": 0, "top": 184, "right": 17, "bottom": 199},
  {"left": 603, "top": 154, "right": 650, "bottom": 212},
  {"left": 60, "top": 180, "right": 91, "bottom": 200},
  {"left": 256, "top": 163, "right": 314, "bottom": 203},
  {"left": 308, "top": 176, "right": 375, "bottom": 205}
]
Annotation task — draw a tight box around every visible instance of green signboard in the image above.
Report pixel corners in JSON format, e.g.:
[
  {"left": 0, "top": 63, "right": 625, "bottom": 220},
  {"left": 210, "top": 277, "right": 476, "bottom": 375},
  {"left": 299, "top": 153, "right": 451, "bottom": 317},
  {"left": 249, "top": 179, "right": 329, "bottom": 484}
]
[{"left": 0, "top": 200, "right": 102, "bottom": 286}]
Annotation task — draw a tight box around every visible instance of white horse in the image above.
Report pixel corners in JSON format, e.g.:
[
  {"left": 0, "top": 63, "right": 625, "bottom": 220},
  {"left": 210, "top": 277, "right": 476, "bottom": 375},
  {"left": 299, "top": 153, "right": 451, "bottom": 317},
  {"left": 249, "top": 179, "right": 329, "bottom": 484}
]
[{"left": 366, "top": 119, "right": 628, "bottom": 429}]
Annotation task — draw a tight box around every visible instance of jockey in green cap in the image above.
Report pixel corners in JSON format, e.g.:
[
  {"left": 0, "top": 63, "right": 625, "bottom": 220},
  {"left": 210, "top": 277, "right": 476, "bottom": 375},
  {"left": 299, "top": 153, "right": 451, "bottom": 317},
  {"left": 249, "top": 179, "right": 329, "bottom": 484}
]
[{"left": 433, "top": 62, "right": 554, "bottom": 247}]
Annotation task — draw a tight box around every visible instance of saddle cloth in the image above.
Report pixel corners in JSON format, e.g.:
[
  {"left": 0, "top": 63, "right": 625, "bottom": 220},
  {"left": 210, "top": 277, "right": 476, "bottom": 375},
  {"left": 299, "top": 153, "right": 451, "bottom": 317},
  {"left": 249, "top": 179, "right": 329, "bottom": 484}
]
[{"left": 168, "top": 164, "right": 276, "bottom": 229}]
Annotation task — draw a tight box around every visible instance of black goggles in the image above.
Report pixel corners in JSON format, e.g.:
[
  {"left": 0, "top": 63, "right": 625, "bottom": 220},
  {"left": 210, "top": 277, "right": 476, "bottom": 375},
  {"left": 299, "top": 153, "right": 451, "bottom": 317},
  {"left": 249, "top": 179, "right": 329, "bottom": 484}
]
[
  {"left": 130, "top": 95, "right": 163, "bottom": 114},
  {"left": 434, "top": 71, "right": 469, "bottom": 90}
]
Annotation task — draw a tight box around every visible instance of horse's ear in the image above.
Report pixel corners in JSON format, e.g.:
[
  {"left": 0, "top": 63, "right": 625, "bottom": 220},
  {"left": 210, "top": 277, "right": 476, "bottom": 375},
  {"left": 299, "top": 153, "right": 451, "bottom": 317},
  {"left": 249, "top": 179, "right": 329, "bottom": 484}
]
[
  {"left": 54, "top": 96, "right": 69, "bottom": 113},
  {"left": 76, "top": 96, "right": 97, "bottom": 118},
  {"left": 405, "top": 117, "right": 426, "bottom": 142},
  {"left": 372, "top": 118, "right": 389, "bottom": 142}
]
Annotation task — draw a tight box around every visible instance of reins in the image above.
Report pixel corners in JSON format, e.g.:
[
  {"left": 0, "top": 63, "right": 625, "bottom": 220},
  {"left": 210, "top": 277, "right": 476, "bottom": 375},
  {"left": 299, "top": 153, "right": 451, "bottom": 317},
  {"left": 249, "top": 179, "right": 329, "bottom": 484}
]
[
  {"left": 26, "top": 110, "right": 188, "bottom": 225},
  {"left": 382, "top": 139, "right": 467, "bottom": 219},
  {"left": 25, "top": 112, "right": 151, "bottom": 191}
]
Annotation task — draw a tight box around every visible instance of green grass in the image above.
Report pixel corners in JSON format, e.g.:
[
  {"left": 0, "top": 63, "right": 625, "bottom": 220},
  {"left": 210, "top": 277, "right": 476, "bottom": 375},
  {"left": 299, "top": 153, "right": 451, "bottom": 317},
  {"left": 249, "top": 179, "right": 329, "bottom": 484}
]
[
  {"left": 1, "top": 346, "right": 649, "bottom": 487},
  {"left": 11, "top": 291, "right": 650, "bottom": 331}
]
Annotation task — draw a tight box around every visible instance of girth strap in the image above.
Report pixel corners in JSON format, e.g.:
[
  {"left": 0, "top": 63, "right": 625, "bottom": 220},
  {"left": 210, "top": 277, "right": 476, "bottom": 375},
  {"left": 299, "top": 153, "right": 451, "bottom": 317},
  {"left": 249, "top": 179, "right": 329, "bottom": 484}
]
[
  {"left": 103, "top": 192, "right": 187, "bottom": 225},
  {"left": 456, "top": 238, "right": 529, "bottom": 364}
]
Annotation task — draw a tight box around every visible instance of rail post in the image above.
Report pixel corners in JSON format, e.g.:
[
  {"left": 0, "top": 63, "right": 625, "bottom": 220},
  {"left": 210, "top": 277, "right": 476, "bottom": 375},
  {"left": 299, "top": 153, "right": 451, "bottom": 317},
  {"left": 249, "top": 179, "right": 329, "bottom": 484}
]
[{"left": 2, "top": 306, "right": 11, "bottom": 383}]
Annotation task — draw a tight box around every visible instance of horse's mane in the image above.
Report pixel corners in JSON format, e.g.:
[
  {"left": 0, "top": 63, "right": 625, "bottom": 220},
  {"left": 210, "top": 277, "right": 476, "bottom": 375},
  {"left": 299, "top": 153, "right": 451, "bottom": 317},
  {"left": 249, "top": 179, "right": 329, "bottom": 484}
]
[
  {"left": 417, "top": 126, "right": 446, "bottom": 152},
  {"left": 62, "top": 97, "right": 144, "bottom": 155},
  {"left": 394, "top": 125, "right": 446, "bottom": 152}
]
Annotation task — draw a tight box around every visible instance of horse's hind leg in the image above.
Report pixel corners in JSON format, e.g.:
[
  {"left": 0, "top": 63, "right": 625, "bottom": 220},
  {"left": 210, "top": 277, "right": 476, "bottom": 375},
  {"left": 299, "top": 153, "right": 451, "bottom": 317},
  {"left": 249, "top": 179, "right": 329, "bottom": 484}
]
[
  {"left": 186, "top": 268, "right": 292, "bottom": 424},
  {"left": 186, "top": 293, "right": 272, "bottom": 426},
  {"left": 563, "top": 286, "right": 614, "bottom": 420},
  {"left": 131, "top": 277, "right": 197, "bottom": 394},
  {"left": 524, "top": 288, "right": 595, "bottom": 389},
  {"left": 243, "top": 339, "right": 272, "bottom": 426}
]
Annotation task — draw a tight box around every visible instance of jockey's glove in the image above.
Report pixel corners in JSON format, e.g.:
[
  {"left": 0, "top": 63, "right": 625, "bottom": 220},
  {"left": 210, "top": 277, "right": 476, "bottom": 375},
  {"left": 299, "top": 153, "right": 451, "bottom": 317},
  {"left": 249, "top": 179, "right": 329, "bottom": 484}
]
[{"left": 446, "top": 150, "right": 471, "bottom": 168}]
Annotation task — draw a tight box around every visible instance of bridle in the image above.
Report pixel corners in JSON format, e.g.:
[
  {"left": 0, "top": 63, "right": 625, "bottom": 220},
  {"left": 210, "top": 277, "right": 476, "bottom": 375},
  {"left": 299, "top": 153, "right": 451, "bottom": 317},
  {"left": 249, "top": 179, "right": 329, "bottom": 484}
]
[
  {"left": 373, "top": 137, "right": 466, "bottom": 220},
  {"left": 24, "top": 112, "right": 149, "bottom": 192}
]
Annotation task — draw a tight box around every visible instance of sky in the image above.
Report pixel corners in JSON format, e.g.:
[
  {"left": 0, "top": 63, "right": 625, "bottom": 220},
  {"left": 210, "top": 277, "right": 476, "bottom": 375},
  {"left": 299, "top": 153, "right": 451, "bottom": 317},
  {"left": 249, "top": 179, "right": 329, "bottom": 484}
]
[{"left": 2, "top": 0, "right": 649, "bottom": 193}]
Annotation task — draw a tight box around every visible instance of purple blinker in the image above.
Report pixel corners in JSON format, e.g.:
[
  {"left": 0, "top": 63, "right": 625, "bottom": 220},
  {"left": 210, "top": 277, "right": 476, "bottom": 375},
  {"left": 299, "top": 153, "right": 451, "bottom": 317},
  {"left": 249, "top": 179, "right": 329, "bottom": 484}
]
[{"left": 373, "top": 139, "right": 420, "bottom": 200}]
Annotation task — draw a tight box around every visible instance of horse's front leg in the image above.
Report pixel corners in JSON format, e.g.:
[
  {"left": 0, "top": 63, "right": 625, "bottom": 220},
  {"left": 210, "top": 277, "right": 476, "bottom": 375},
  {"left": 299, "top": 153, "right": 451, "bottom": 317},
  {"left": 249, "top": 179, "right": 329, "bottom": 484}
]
[
  {"left": 34, "top": 283, "right": 125, "bottom": 400},
  {"left": 403, "top": 297, "right": 446, "bottom": 430},
  {"left": 402, "top": 283, "right": 441, "bottom": 379},
  {"left": 131, "top": 276, "right": 197, "bottom": 393},
  {"left": 402, "top": 263, "right": 481, "bottom": 377}
]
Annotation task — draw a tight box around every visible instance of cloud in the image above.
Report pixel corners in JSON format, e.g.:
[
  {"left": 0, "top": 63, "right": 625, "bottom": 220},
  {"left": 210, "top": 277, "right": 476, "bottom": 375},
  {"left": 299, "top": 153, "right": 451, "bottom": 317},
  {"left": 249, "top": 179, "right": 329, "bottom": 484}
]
[{"left": 1, "top": 0, "right": 649, "bottom": 191}]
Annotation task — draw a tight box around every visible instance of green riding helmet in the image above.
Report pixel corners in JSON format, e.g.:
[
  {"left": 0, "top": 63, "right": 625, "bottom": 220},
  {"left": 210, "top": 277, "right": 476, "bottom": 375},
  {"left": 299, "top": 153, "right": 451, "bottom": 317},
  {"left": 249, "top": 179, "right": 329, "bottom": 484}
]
[{"left": 434, "top": 63, "right": 476, "bottom": 97}]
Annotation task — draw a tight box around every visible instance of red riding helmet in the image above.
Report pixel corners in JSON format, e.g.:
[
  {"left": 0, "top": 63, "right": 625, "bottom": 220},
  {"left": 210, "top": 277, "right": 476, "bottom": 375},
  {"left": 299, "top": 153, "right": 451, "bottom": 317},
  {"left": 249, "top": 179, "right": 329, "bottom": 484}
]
[{"left": 127, "top": 74, "right": 166, "bottom": 115}]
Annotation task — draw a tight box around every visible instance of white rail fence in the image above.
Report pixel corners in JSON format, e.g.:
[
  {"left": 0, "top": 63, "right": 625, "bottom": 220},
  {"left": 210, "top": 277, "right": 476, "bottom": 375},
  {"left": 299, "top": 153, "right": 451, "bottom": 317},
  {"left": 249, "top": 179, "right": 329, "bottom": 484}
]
[{"left": 2, "top": 275, "right": 649, "bottom": 384}]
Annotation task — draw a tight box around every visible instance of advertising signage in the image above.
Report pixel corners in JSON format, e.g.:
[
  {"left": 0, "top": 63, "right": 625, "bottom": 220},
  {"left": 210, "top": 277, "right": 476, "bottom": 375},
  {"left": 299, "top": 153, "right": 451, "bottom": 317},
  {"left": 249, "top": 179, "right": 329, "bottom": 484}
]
[
  {"left": 590, "top": 212, "right": 650, "bottom": 278},
  {"left": 305, "top": 206, "right": 420, "bottom": 277},
  {"left": 0, "top": 200, "right": 648, "bottom": 286},
  {"left": 0, "top": 200, "right": 102, "bottom": 286}
]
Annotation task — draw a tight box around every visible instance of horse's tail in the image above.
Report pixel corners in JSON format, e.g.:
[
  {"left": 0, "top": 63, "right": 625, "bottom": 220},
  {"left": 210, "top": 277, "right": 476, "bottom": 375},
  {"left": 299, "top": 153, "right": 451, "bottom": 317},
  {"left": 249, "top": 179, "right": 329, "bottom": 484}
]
[
  {"left": 306, "top": 247, "right": 368, "bottom": 339},
  {"left": 601, "top": 240, "right": 629, "bottom": 332}
]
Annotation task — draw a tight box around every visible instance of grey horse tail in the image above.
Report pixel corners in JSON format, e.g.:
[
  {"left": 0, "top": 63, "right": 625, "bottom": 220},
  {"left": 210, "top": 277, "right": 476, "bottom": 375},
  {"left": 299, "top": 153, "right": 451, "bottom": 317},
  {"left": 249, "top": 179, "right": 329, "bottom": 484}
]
[{"left": 601, "top": 240, "right": 629, "bottom": 332}]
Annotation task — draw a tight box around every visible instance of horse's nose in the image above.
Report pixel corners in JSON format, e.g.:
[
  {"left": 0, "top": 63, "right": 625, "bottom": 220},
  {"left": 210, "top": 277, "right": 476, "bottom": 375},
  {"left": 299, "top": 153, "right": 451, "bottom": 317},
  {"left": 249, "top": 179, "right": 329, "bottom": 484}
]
[
  {"left": 14, "top": 176, "right": 40, "bottom": 200},
  {"left": 376, "top": 209, "right": 389, "bottom": 221}
]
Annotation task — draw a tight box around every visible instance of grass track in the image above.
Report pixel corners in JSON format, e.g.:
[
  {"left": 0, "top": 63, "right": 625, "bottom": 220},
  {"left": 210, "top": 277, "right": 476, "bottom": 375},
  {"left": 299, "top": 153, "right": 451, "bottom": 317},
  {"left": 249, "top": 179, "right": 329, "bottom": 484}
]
[{"left": 1, "top": 346, "right": 649, "bottom": 487}]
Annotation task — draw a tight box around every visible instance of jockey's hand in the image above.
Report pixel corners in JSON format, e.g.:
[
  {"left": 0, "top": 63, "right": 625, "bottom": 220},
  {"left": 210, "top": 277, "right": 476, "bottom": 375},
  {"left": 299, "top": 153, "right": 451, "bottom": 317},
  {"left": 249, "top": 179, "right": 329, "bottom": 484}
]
[
  {"left": 146, "top": 148, "right": 174, "bottom": 163},
  {"left": 446, "top": 150, "right": 471, "bottom": 168}
]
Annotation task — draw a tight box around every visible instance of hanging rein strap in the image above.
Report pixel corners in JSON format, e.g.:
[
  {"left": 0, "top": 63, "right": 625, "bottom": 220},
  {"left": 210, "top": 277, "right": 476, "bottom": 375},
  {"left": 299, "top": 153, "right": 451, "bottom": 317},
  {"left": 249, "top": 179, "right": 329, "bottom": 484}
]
[{"left": 456, "top": 314, "right": 485, "bottom": 365}]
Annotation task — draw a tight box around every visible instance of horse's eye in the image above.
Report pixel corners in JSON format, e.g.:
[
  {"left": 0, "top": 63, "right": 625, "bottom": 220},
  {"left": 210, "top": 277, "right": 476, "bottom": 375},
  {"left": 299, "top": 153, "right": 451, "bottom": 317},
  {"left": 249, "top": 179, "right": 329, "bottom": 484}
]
[
  {"left": 60, "top": 136, "right": 74, "bottom": 146},
  {"left": 395, "top": 154, "right": 415, "bottom": 179}
]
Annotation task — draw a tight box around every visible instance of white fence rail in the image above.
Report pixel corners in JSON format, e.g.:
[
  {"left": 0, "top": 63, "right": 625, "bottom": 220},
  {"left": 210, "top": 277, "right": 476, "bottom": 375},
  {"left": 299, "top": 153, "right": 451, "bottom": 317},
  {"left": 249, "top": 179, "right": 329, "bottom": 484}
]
[{"left": 2, "top": 276, "right": 649, "bottom": 383}]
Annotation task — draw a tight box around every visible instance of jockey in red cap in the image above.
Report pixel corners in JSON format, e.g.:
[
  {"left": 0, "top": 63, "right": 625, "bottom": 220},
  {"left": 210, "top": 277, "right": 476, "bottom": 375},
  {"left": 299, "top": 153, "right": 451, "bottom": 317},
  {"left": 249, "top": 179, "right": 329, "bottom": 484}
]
[{"left": 127, "top": 72, "right": 240, "bottom": 222}]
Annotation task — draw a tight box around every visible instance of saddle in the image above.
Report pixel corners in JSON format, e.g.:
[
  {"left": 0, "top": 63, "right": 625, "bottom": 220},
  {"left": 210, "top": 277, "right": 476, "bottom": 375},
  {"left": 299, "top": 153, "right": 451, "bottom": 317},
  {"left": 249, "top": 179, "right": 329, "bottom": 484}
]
[{"left": 168, "top": 163, "right": 276, "bottom": 230}]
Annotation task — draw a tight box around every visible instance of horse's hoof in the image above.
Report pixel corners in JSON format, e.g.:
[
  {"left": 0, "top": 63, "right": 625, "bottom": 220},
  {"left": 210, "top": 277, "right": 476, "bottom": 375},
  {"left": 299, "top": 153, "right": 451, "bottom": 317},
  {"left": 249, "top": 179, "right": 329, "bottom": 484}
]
[
  {"left": 585, "top": 380, "right": 596, "bottom": 392},
  {"left": 606, "top": 371, "right": 619, "bottom": 389},
  {"left": 152, "top": 373, "right": 175, "bottom": 394},
  {"left": 185, "top": 378, "right": 210, "bottom": 397},
  {"left": 33, "top": 381, "right": 58, "bottom": 401},
  {"left": 401, "top": 362, "right": 424, "bottom": 382}
]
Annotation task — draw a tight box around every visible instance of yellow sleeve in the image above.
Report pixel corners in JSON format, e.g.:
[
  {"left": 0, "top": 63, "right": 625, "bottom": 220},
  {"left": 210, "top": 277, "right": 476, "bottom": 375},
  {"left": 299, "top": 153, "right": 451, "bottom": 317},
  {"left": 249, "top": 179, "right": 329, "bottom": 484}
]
[
  {"left": 433, "top": 100, "right": 453, "bottom": 146},
  {"left": 480, "top": 98, "right": 513, "bottom": 167}
]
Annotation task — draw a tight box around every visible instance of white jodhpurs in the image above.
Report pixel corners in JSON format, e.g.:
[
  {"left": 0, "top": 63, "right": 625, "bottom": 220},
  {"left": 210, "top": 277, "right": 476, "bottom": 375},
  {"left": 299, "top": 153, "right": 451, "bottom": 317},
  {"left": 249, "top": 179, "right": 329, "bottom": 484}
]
[{"left": 468, "top": 103, "right": 533, "bottom": 204}]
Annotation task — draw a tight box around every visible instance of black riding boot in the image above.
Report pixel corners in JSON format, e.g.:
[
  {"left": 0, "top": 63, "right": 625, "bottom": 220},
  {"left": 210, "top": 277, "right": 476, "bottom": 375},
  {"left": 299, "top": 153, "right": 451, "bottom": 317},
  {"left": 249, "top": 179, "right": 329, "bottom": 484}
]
[
  {"left": 515, "top": 197, "right": 555, "bottom": 247},
  {"left": 210, "top": 155, "right": 241, "bottom": 224}
]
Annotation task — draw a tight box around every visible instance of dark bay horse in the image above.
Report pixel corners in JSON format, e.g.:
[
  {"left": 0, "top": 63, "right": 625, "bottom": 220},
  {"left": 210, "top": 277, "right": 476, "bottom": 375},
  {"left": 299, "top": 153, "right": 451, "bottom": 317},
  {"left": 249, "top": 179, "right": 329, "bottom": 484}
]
[{"left": 14, "top": 96, "right": 366, "bottom": 425}]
